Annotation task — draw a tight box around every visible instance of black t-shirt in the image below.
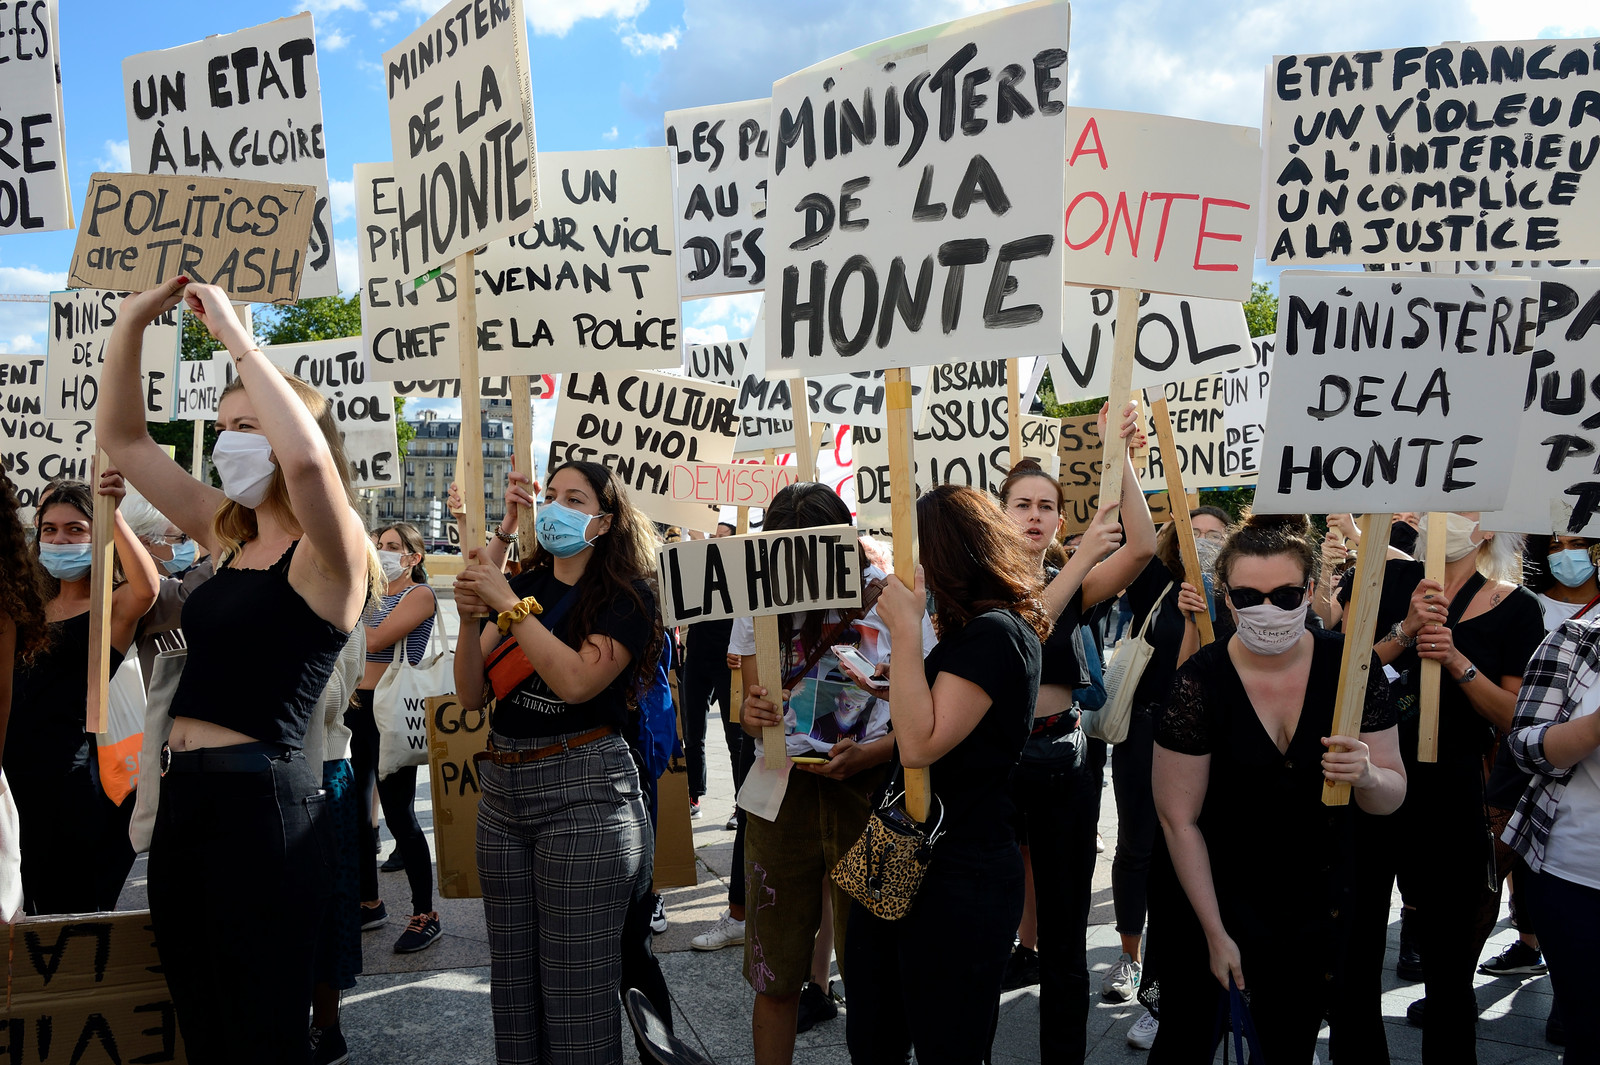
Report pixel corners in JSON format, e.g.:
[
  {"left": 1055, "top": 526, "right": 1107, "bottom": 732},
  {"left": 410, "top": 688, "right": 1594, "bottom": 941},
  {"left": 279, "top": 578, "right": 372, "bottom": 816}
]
[
  {"left": 922, "top": 609, "right": 1042, "bottom": 852},
  {"left": 489, "top": 570, "right": 656, "bottom": 739},
  {"left": 7, "top": 612, "right": 124, "bottom": 789},
  {"left": 1039, "top": 572, "right": 1084, "bottom": 689},
  {"left": 1125, "top": 557, "right": 1184, "bottom": 708}
]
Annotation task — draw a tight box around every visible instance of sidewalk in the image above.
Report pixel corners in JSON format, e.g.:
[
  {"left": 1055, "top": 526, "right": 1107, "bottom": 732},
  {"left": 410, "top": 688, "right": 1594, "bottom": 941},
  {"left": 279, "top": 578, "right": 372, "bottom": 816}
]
[{"left": 116, "top": 595, "right": 1566, "bottom": 1064}]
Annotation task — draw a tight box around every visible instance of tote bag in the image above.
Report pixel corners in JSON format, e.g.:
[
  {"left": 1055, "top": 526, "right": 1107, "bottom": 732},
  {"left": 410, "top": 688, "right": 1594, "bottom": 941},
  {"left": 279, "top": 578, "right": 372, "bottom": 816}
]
[
  {"left": 375, "top": 605, "right": 452, "bottom": 779},
  {"left": 130, "top": 648, "right": 186, "bottom": 854},
  {"left": 1084, "top": 581, "right": 1174, "bottom": 745}
]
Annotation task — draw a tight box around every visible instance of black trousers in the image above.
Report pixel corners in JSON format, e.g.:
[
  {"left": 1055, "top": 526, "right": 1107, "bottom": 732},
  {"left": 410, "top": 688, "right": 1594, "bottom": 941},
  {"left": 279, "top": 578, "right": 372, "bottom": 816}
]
[
  {"left": 12, "top": 764, "right": 135, "bottom": 915},
  {"left": 1531, "top": 868, "right": 1600, "bottom": 1064},
  {"left": 1111, "top": 708, "right": 1161, "bottom": 937},
  {"left": 680, "top": 649, "right": 731, "bottom": 800},
  {"left": 148, "top": 747, "right": 329, "bottom": 1065},
  {"left": 349, "top": 689, "right": 434, "bottom": 915}
]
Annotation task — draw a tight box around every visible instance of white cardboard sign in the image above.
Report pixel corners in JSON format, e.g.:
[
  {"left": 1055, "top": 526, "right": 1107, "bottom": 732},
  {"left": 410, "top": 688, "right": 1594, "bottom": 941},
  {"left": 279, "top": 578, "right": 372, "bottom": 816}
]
[
  {"left": 382, "top": 0, "right": 538, "bottom": 279},
  {"left": 1263, "top": 39, "right": 1600, "bottom": 266},
  {"left": 1062, "top": 108, "right": 1260, "bottom": 301},
  {"left": 1052, "top": 286, "right": 1254, "bottom": 401},
  {"left": 1253, "top": 271, "right": 1536, "bottom": 513},
  {"left": 256, "top": 338, "right": 400, "bottom": 487},
  {"left": 764, "top": 0, "right": 1071, "bottom": 377},
  {"left": 656, "top": 525, "right": 862, "bottom": 627},
  {"left": 357, "top": 161, "right": 460, "bottom": 382},
  {"left": 45, "top": 290, "right": 181, "bottom": 421},
  {"left": 0, "top": 0, "right": 70, "bottom": 234},
  {"left": 122, "top": 14, "right": 340, "bottom": 297},
  {"left": 174, "top": 357, "right": 220, "bottom": 421},
  {"left": 1221, "top": 337, "right": 1272, "bottom": 481},
  {"left": 0, "top": 355, "right": 93, "bottom": 516},
  {"left": 1137, "top": 375, "right": 1231, "bottom": 492},
  {"left": 665, "top": 99, "right": 769, "bottom": 299}
]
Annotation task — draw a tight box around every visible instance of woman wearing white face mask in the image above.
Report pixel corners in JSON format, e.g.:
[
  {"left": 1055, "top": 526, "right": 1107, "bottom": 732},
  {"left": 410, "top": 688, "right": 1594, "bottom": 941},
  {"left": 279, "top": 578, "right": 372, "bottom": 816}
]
[
  {"left": 350, "top": 521, "right": 441, "bottom": 954},
  {"left": 1145, "top": 513, "right": 1405, "bottom": 1064},
  {"left": 6, "top": 476, "right": 158, "bottom": 915},
  {"left": 97, "top": 278, "right": 381, "bottom": 1065},
  {"left": 1334, "top": 512, "right": 1543, "bottom": 1065}
]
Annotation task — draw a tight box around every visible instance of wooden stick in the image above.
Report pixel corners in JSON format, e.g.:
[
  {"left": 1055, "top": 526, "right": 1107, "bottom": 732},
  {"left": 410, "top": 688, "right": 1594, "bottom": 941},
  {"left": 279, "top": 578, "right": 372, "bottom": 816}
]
[
  {"left": 1128, "top": 388, "right": 1148, "bottom": 472},
  {"left": 508, "top": 374, "right": 535, "bottom": 561},
  {"left": 754, "top": 614, "right": 785, "bottom": 769},
  {"left": 1150, "top": 397, "right": 1214, "bottom": 645},
  {"left": 885, "top": 366, "right": 930, "bottom": 820},
  {"left": 1006, "top": 357, "right": 1022, "bottom": 467},
  {"left": 1417, "top": 514, "right": 1447, "bottom": 762},
  {"left": 791, "top": 377, "right": 815, "bottom": 481},
  {"left": 1098, "top": 288, "right": 1141, "bottom": 507},
  {"left": 1324, "top": 512, "right": 1392, "bottom": 806},
  {"left": 456, "top": 252, "right": 487, "bottom": 615},
  {"left": 730, "top": 668, "right": 744, "bottom": 727},
  {"left": 85, "top": 449, "right": 115, "bottom": 735},
  {"left": 191, "top": 418, "right": 204, "bottom": 479}
]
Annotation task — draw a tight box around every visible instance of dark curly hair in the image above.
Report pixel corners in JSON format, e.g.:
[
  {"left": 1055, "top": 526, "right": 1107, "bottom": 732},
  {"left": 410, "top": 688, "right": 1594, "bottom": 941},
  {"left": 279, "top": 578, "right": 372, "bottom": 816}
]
[
  {"left": 1214, "top": 512, "right": 1319, "bottom": 591},
  {"left": 917, "top": 484, "right": 1052, "bottom": 642},
  {"left": 0, "top": 471, "right": 48, "bottom": 666}
]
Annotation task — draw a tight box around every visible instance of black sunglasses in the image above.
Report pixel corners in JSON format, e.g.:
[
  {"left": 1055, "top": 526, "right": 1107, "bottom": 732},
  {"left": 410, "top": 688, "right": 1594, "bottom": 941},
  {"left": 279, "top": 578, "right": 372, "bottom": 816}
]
[{"left": 1226, "top": 582, "right": 1310, "bottom": 611}]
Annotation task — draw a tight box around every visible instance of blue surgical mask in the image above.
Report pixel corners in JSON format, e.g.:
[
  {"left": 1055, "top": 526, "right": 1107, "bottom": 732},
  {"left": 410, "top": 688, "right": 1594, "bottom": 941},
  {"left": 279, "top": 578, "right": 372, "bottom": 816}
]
[
  {"left": 162, "top": 538, "right": 198, "bottom": 575},
  {"left": 39, "top": 541, "right": 92, "bottom": 581},
  {"left": 536, "top": 500, "right": 604, "bottom": 559},
  {"left": 1549, "top": 548, "right": 1597, "bottom": 589}
]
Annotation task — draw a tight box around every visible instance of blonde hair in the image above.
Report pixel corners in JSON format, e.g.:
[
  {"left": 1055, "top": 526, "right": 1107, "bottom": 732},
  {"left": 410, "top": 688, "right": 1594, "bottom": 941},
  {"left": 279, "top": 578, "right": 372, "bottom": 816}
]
[
  {"left": 214, "top": 370, "right": 385, "bottom": 604},
  {"left": 1414, "top": 515, "right": 1525, "bottom": 585}
]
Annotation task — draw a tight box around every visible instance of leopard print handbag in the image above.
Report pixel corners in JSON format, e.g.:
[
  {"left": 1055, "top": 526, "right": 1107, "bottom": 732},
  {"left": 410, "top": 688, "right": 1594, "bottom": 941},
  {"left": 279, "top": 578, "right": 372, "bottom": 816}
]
[{"left": 831, "top": 782, "right": 946, "bottom": 921}]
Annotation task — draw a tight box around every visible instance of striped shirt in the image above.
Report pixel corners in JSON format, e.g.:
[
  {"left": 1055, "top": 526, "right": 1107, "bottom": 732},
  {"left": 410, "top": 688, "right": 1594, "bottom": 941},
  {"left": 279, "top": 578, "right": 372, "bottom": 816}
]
[
  {"left": 1503, "top": 613, "right": 1600, "bottom": 871},
  {"left": 365, "top": 585, "right": 435, "bottom": 665}
]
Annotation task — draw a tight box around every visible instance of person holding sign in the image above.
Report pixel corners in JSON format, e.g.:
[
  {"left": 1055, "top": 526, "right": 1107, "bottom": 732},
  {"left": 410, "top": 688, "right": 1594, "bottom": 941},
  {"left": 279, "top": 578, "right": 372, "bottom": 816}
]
[
  {"left": 845, "top": 485, "right": 1052, "bottom": 1065},
  {"left": 6, "top": 476, "right": 158, "bottom": 915},
  {"left": 452, "top": 460, "right": 658, "bottom": 1065},
  {"left": 97, "top": 278, "right": 379, "bottom": 1065},
  {"left": 0, "top": 471, "right": 48, "bottom": 769},
  {"left": 1145, "top": 515, "right": 1406, "bottom": 1064},
  {"left": 1338, "top": 514, "right": 1543, "bottom": 1065},
  {"left": 994, "top": 401, "right": 1155, "bottom": 1065}
]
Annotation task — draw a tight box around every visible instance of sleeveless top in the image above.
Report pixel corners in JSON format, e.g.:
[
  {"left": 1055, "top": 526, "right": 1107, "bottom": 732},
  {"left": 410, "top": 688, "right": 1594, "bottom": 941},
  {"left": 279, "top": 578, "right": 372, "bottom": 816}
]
[
  {"left": 6, "top": 611, "right": 125, "bottom": 787},
  {"left": 167, "top": 540, "right": 351, "bottom": 750},
  {"left": 364, "top": 585, "right": 435, "bottom": 666}
]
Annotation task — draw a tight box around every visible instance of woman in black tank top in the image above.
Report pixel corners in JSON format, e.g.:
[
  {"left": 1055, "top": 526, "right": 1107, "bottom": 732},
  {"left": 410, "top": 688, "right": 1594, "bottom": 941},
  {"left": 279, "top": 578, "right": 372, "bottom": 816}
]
[{"left": 98, "top": 279, "right": 381, "bottom": 1065}]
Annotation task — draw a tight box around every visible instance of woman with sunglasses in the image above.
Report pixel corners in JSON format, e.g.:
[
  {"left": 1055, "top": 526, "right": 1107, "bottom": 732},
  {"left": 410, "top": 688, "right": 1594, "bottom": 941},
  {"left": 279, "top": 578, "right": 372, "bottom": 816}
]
[
  {"left": 1146, "top": 513, "right": 1405, "bottom": 1063},
  {"left": 1336, "top": 513, "right": 1543, "bottom": 1065}
]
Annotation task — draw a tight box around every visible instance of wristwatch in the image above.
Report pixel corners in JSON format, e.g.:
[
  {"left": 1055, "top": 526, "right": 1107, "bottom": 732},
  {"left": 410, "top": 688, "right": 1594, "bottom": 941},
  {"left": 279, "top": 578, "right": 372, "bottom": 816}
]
[{"left": 1456, "top": 663, "right": 1479, "bottom": 684}]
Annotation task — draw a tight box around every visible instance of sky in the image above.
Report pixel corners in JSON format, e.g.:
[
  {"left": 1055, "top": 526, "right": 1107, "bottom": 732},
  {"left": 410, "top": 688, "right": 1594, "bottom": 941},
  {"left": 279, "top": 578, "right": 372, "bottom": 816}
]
[{"left": 2, "top": 0, "right": 1597, "bottom": 430}]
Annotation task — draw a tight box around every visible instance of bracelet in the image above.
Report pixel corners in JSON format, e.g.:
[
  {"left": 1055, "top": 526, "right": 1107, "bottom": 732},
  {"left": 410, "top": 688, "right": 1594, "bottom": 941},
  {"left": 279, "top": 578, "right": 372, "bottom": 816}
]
[
  {"left": 496, "top": 596, "right": 543, "bottom": 635},
  {"left": 493, "top": 527, "right": 517, "bottom": 544},
  {"left": 1384, "top": 621, "right": 1416, "bottom": 649}
]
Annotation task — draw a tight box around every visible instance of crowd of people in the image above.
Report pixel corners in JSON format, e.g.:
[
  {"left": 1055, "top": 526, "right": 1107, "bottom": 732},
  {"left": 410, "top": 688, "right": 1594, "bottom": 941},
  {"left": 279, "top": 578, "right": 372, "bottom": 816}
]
[{"left": 0, "top": 280, "right": 1594, "bottom": 1065}]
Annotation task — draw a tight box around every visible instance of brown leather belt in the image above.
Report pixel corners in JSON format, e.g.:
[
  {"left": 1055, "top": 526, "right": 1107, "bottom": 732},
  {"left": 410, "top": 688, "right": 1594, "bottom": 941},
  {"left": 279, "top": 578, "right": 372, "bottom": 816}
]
[{"left": 472, "top": 726, "right": 615, "bottom": 765}]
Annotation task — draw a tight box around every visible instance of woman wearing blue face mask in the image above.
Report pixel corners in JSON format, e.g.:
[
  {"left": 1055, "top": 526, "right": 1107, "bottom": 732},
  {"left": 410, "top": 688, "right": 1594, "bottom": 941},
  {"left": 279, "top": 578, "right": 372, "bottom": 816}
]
[
  {"left": 453, "top": 460, "right": 660, "bottom": 1065},
  {"left": 1529, "top": 535, "right": 1600, "bottom": 630},
  {"left": 6, "top": 476, "right": 159, "bottom": 915}
]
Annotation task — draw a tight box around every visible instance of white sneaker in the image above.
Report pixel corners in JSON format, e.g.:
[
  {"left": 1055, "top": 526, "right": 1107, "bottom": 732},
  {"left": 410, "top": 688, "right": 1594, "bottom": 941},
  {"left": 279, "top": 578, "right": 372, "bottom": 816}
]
[
  {"left": 649, "top": 894, "right": 668, "bottom": 934},
  {"left": 1127, "top": 1010, "right": 1158, "bottom": 1050},
  {"left": 1102, "top": 953, "right": 1141, "bottom": 1002},
  {"left": 690, "top": 910, "right": 745, "bottom": 951}
]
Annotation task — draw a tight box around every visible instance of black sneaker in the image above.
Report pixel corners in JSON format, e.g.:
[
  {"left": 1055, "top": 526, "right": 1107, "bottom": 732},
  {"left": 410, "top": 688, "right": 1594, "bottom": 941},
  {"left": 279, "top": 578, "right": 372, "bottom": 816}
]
[
  {"left": 1000, "top": 944, "right": 1041, "bottom": 991},
  {"left": 1406, "top": 998, "right": 1425, "bottom": 1028},
  {"left": 381, "top": 848, "right": 406, "bottom": 873},
  {"left": 1546, "top": 1011, "right": 1566, "bottom": 1046},
  {"left": 1478, "top": 940, "right": 1547, "bottom": 976},
  {"left": 309, "top": 1024, "right": 350, "bottom": 1065},
  {"left": 360, "top": 901, "right": 388, "bottom": 931},
  {"left": 796, "top": 981, "right": 839, "bottom": 1033},
  {"left": 394, "top": 912, "right": 442, "bottom": 954},
  {"left": 1397, "top": 908, "right": 1424, "bottom": 982}
]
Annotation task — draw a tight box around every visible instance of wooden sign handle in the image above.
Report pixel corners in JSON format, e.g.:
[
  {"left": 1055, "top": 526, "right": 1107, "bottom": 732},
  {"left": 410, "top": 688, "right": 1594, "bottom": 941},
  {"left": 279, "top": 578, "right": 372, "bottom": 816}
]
[
  {"left": 191, "top": 418, "right": 204, "bottom": 479},
  {"left": 1006, "top": 357, "right": 1022, "bottom": 467},
  {"left": 1098, "top": 288, "right": 1141, "bottom": 507},
  {"left": 791, "top": 377, "right": 816, "bottom": 481},
  {"left": 509, "top": 374, "right": 535, "bottom": 561},
  {"left": 1324, "top": 512, "right": 1392, "bottom": 806},
  {"left": 1417, "top": 513, "right": 1447, "bottom": 762},
  {"left": 456, "top": 251, "right": 487, "bottom": 616},
  {"left": 1150, "top": 397, "right": 1214, "bottom": 646},
  {"left": 754, "top": 614, "right": 786, "bottom": 769},
  {"left": 85, "top": 448, "right": 116, "bottom": 735},
  {"left": 885, "top": 366, "right": 931, "bottom": 820}
]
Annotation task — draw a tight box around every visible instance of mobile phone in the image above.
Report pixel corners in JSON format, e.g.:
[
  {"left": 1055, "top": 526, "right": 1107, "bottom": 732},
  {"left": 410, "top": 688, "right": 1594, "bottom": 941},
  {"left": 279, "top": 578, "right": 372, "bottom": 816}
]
[
  {"left": 791, "top": 755, "right": 831, "bottom": 764},
  {"left": 832, "top": 645, "right": 888, "bottom": 689}
]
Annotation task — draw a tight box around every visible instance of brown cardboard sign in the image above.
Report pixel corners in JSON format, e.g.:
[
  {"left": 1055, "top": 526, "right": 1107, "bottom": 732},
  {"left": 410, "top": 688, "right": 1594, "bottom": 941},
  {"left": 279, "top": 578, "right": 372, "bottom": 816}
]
[
  {"left": 425, "top": 692, "right": 486, "bottom": 899},
  {"left": 69, "top": 172, "right": 317, "bottom": 305},
  {"left": 1057, "top": 413, "right": 1194, "bottom": 537},
  {"left": 652, "top": 766, "right": 698, "bottom": 891}
]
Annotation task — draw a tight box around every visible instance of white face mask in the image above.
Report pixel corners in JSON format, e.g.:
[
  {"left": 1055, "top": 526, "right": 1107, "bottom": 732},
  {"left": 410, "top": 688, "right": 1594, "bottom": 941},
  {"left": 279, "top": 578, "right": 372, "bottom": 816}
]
[
  {"left": 1422, "top": 513, "right": 1482, "bottom": 562},
  {"left": 378, "top": 549, "right": 407, "bottom": 583},
  {"left": 1232, "top": 602, "right": 1309, "bottom": 656},
  {"left": 211, "top": 431, "right": 277, "bottom": 509}
]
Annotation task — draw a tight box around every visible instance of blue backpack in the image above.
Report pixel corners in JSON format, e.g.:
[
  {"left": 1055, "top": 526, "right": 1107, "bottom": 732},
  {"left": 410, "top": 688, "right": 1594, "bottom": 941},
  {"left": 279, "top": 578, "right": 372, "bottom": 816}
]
[{"left": 633, "top": 634, "right": 682, "bottom": 782}]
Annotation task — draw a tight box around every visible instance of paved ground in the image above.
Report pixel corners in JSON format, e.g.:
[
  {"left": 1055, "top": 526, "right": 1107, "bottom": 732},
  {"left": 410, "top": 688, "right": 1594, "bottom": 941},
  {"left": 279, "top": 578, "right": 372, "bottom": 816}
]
[{"left": 116, "top": 595, "right": 1568, "bottom": 1064}]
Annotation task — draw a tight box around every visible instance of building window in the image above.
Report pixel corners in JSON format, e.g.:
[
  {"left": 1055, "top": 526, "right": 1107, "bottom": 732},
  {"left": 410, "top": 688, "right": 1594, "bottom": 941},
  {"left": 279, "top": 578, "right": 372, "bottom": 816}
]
[
  {"left": 405, "top": 461, "right": 415, "bottom": 476},
  {"left": 405, "top": 484, "right": 415, "bottom": 497},
  {"left": 445, "top": 463, "right": 454, "bottom": 478},
  {"left": 426, "top": 462, "right": 435, "bottom": 477}
]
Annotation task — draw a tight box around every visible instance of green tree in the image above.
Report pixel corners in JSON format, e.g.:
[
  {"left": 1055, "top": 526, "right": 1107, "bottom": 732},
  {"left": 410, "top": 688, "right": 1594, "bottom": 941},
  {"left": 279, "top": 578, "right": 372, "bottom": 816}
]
[{"left": 1243, "top": 280, "right": 1278, "bottom": 338}]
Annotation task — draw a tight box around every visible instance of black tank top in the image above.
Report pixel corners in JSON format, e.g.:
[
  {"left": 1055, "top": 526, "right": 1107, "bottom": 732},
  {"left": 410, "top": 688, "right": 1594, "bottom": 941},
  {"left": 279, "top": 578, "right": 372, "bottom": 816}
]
[
  {"left": 167, "top": 540, "right": 351, "bottom": 749},
  {"left": 6, "top": 611, "right": 124, "bottom": 785}
]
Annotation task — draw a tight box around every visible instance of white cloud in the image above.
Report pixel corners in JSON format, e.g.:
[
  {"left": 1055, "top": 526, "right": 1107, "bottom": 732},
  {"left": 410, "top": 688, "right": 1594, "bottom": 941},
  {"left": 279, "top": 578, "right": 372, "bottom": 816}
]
[
  {"left": 323, "top": 29, "right": 352, "bottom": 50},
  {"left": 0, "top": 265, "right": 66, "bottom": 293},
  {"left": 0, "top": 332, "right": 39, "bottom": 354},
  {"left": 370, "top": 9, "right": 399, "bottom": 27},
  {"left": 97, "top": 139, "right": 130, "bottom": 172},
  {"left": 601, "top": 125, "right": 620, "bottom": 141},
  {"left": 683, "top": 324, "right": 729, "bottom": 345},
  {"left": 329, "top": 176, "right": 356, "bottom": 223},
  {"left": 303, "top": 0, "right": 366, "bottom": 12},
  {"left": 334, "top": 239, "right": 360, "bottom": 296},
  {"left": 526, "top": 0, "right": 647, "bottom": 37},
  {"left": 683, "top": 293, "right": 762, "bottom": 343},
  {"left": 1468, "top": 0, "right": 1600, "bottom": 37},
  {"left": 620, "top": 26, "right": 679, "bottom": 55}
]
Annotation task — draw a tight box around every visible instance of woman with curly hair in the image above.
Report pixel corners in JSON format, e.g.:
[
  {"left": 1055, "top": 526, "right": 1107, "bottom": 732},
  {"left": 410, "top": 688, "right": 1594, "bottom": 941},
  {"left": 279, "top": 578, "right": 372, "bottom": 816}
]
[
  {"left": 453, "top": 460, "right": 660, "bottom": 1065},
  {"left": 0, "top": 471, "right": 49, "bottom": 770},
  {"left": 6, "top": 473, "right": 159, "bottom": 915},
  {"left": 844, "top": 484, "right": 1053, "bottom": 1065}
]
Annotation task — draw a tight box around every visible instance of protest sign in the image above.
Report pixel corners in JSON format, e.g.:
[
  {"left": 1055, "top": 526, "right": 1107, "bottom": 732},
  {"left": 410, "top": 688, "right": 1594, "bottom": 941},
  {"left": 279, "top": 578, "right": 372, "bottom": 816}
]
[
  {"left": 173, "top": 356, "right": 219, "bottom": 421},
  {"left": 1369, "top": 259, "right": 1596, "bottom": 275},
  {"left": 68, "top": 173, "right": 317, "bottom": 304},
  {"left": 656, "top": 524, "right": 863, "bottom": 627},
  {"left": 256, "top": 338, "right": 400, "bottom": 487},
  {"left": 382, "top": 0, "right": 537, "bottom": 279},
  {"left": 1062, "top": 108, "right": 1261, "bottom": 301},
  {"left": 45, "top": 289, "right": 181, "bottom": 421},
  {"left": 1056, "top": 411, "right": 1195, "bottom": 536},
  {"left": 665, "top": 98, "right": 769, "bottom": 299},
  {"left": 1254, "top": 271, "right": 1535, "bottom": 514},
  {"left": 123, "top": 13, "right": 338, "bottom": 297},
  {"left": 669, "top": 461, "right": 798, "bottom": 509},
  {"left": 390, "top": 375, "right": 548, "bottom": 400},
  {"left": 1053, "top": 286, "right": 1254, "bottom": 400},
  {"left": 683, "top": 338, "right": 746, "bottom": 388},
  {"left": 549, "top": 369, "right": 738, "bottom": 529},
  {"left": 1013, "top": 413, "right": 1061, "bottom": 476},
  {"left": 764, "top": 0, "right": 1071, "bottom": 376},
  {"left": 0, "top": 0, "right": 70, "bottom": 233},
  {"left": 1136, "top": 374, "right": 1231, "bottom": 491},
  {"left": 1263, "top": 38, "right": 1600, "bottom": 265},
  {"left": 1222, "top": 336, "right": 1272, "bottom": 480},
  {"left": 357, "top": 161, "right": 461, "bottom": 381},
  {"left": 0, "top": 355, "right": 92, "bottom": 516},
  {"left": 3, "top": 911, "right": 189, "bottom": 1062},
  {"left": 476, "top": 148, "right": 679, "bottom": 377},
  {"left": 425, "top": 692, "right": 485, "bottom": 899}
]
